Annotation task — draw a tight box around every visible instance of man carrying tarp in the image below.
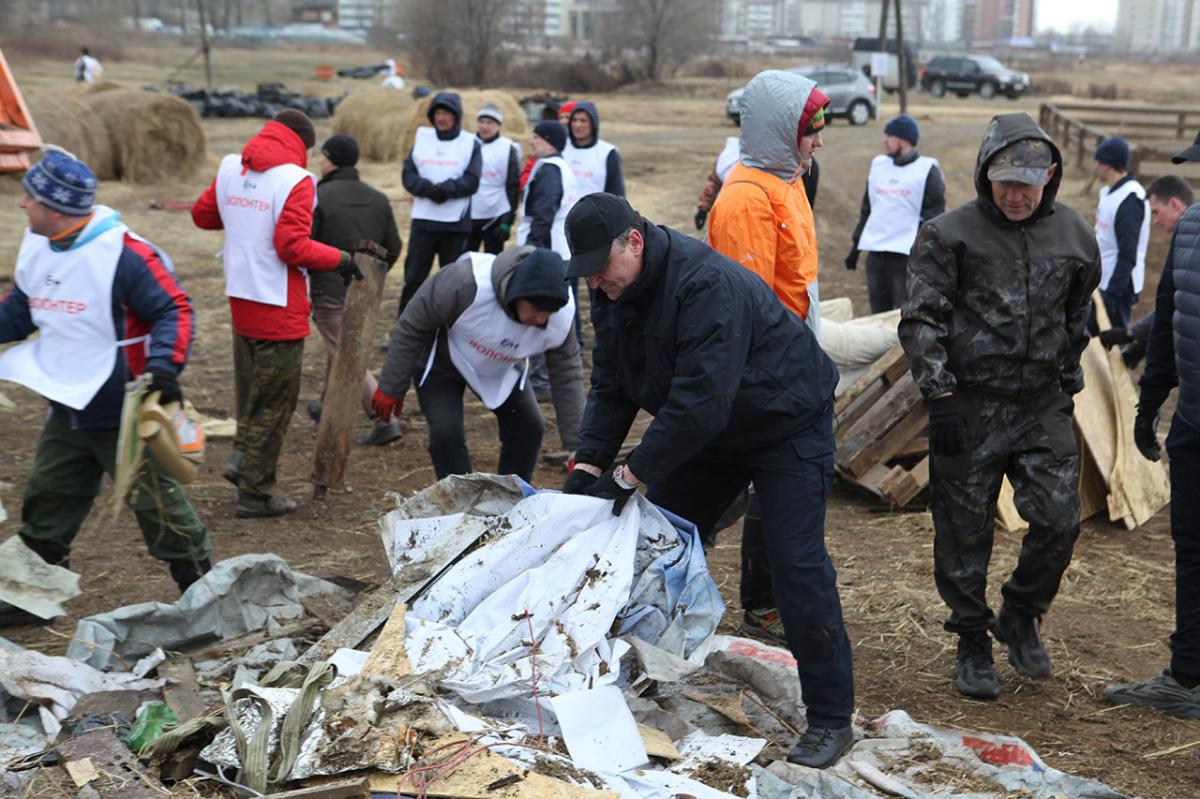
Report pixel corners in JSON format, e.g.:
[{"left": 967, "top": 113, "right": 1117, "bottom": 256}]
[
  {"left": 706, "top": 68, "right": 827, "bottom": 646},
  {"left": 0, "top": 149, "right": 212, "bottom": 625},
  {"left": 371, "top": 246, "right": 584, "bottom": 483},
  {"left": 900, "top": 114, "right": 1100, "bottom": 700},
  {"left": 1106, "top": 131, "right": 1200, "bottom": 719},
  {"left": 561, "top": 193, "right": 855, "bottom": 769}
]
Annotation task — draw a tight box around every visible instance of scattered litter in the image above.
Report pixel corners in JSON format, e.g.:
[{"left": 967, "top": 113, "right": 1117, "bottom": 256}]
[
  {"left": 0, "top": 535, "right": 81, "bottom": 619},
  {"left": 551, "top": 685, "right": 648, "bottom": 774},
  {"left": 0, "top": 723, "right": 46, "bottom": 768}
]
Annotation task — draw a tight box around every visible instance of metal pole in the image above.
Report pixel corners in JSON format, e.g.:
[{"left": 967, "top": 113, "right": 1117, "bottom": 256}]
[
  {"left": 197, "top": 0, "right": 214, "bottom": 92},
  {"left": 894, "top": 0, "right": 907, "bottom": 113}
]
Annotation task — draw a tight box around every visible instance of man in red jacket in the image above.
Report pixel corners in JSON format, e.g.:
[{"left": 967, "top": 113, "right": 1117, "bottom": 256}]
[{"left": 192, "top": 110, "right": 357, "bottom": 518}]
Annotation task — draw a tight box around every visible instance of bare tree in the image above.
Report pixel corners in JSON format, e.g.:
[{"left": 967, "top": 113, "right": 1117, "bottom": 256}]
[
  {"left": 403, "top": 0, "right": 515, "bottom": 86},
  {"left": 604, "top": 0, "right": 718, "bottom": 80}
]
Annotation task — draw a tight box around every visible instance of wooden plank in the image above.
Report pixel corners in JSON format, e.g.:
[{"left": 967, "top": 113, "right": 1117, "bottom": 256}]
[
  {"left": 838, "top": 461, "right": 893, "bottom": 500},
  {"left": 893, "top": 435, "right": 928, "bottom": 459},
  {"left": 160, "top": 658, "right": 207, "bottom": 723},
  {"left": 834, "top": 344, "right": 907, "bottom": 418},
  {"left": 995, "top": 477, "right": 1025, "bottom": 533},
  {"left": 880, "top": 456, "right": 929, "bottom": 507},
  {"left": 836, "top": 392, "right": 928, "bottom": 479},
  {"left": 57, "top": 730, "right": 166, "bottom": 799},
  {"left": 311, "top": 242, "right": 390, "bottom": 495},
  {"left": 264, "top": 777, "right": 370, "bottom": 799},
  {"left": 638, "top": 723, "right": 681, "bottom": 761},
  {"left": 835, "top": 372, "right": 922, "bottom": 473},
  {"left": 361, "top": 602, "right": 412, "bottom": 680},
  {"left": 366, "top": 737, "right": 619, "bottom": 799}
]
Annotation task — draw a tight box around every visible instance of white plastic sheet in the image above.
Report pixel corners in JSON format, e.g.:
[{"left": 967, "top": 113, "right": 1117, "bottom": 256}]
[{"left": 0, "top": 536, "right": 81, "bottom": 619}]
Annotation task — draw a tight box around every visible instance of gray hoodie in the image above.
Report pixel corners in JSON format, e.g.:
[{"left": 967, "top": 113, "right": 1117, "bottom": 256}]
[
  {"left": 739, "top": 69, "right": 819, "bottom": 182},
  {"left": 379, "top": 246, "right": 585, "bottom": 449}
]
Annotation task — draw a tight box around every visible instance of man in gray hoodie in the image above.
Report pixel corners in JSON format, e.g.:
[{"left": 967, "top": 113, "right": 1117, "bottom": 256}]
[{"left": 372, "top": 247, "right": 584, "bottom": 482}]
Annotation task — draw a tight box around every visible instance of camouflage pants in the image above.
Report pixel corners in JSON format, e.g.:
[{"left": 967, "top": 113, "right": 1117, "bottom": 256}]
[
  {"left": 930, "top": 391, "right": 1080, "bottom": 634},
  {"left": 20, "top": 413, "right": 211, "bottom": 564},
  {"left": 233, "top": 334, "right": 303, "bottom": 498}
]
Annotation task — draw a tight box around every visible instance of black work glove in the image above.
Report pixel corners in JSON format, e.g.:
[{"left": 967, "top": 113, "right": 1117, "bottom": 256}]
[
  {"left": 562, "top": 468, "right": 598, "bottom": 495},
  {"left": 928, "top": 395, "right": 967, "bottom": 457},
  {"left": 147, "top": 367, "right": 182, "bottom": 405},
  {"left": 584, "top": 467, "right": 638, "bottom": 516},
  {"left": 694, "top": 208, "right": 708, "bottom": 230},
  {"left": 844, "top": 248, "right": 859, "bottom": 271},
  {"left": 426, "top": 185, "right": 446, "bottom": 203},
  {"left": 1134, "top": 406, "right": 1161, "bottom": 462},
  {"left": 1099, "top": 327, "right": 1133, "bottom": 349},
  {"left": 338, "top": 251, "right": 364, "bottom": 287}
]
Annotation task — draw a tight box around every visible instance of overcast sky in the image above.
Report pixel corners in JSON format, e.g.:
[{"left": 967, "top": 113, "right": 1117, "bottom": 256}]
[{"left": 1036, "top": 0, "right": 1119, "bottom": 33}]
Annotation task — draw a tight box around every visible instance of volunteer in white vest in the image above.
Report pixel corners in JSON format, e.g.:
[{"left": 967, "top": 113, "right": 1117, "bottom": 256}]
[
  {"left": 192, "top": 110, "right": 358, "bottom": 519},
  {"left": 0, "top": 150, "right": 212, "bottom": 623},
  {"left": 467, "top": 104, "right": 521, "bottom": 256},
  {"left": 562, "top": 101, "right": 625, "bottom": 198},
  {"left": 1092, "top": 136, "right": 1150, "bottom": 330},
  {"left": 518, "top": 121, "right": 578, "bottom": 260},
  {"left": 846, "top": 114, "right": 946, "bottom": 313},
  {"left": 74, "top": 47, "right": 102, "bottom": 82},
  {"left": 399, "top": 92, "right": 483, "bottom": 314},
  {"left": 372, "top": 246, "right": 585, "bottom": 483}
]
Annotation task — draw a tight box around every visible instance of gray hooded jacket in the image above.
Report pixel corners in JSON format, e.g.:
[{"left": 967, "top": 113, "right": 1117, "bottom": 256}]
[
  {"left": 739, "top": 69, "right": 819, "bottom": 182},
  {"left": 378, "top": 246, "right": 585, "bottom": 449}
]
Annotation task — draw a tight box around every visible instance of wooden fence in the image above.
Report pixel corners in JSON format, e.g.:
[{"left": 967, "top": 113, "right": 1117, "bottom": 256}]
[{"left": 1039, "top": 102, "right": 1200, "bottom": 185}]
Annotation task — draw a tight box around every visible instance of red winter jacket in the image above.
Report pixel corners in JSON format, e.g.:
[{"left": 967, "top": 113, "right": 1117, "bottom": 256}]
[{"left": 191, "top": 121, "right": 342, "bottom": 341}]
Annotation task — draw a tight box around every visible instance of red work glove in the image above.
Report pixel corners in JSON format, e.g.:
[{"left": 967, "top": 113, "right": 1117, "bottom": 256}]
[{"left": 371, "top": 388, "right": 404, "bottom": 421}]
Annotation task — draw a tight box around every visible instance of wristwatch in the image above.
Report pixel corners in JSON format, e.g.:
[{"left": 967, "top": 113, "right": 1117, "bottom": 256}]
[{"left": 613, "top": 464, "right": 639, "bottom": 490}]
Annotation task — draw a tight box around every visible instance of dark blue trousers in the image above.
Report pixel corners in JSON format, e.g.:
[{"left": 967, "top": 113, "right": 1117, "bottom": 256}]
[
  {"left": 1167, "top": 413, "right": 1200, "bottom": 682},
  {"left": 646, "top": 422, "right": 855, "bottom": 728}
]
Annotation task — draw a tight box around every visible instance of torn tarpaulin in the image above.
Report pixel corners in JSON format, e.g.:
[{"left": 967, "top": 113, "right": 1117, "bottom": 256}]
[
  {"left": 380, "top": 476, "right": 723, "bottom": 703},
  {"left": 0, "top": 536, "right": 81, "bottom": 620},
  {"left": 66, "top": 554, "right": 352, "bottom": 671}
]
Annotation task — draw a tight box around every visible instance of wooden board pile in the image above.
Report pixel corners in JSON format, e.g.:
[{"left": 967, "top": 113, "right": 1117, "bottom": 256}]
[{"left": 832, "top": 338, "right": 1171, "bottom": 531}]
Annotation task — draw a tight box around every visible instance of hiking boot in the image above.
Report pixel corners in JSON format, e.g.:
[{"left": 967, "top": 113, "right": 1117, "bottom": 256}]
[
  {"left": 955, "top": 632, "right": 999, "bottom": 699},
  {"left": 169, "top": 557, "right": 213, "bottom": 593},
  {"left": 0, "top": 600, "right": 53, "bottom": 627},
  {"left": 786, "top": 724, "right": 854, "bottom": 769},
  {"left": 993, "top": 606, "right": 1052, "bottom": 678},
  {"left": 1106, "top": 669, "right": 1200, "bottom": 719},
  {"left": 359, "top": 420, "right": 402, "bottom": 447},
  {"left": 741, "top": 608, "right": 788, "bottom": 645},
  {"left": 236, "top": 493, "right": 298, "bottom": 519},
  {"left": 306, "top": 401, "right": 322, "bottom": 423}
]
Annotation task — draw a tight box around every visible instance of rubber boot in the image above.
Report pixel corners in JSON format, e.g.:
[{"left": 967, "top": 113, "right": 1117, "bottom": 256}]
[{"left": 168, "top": 557, "right": 212, "bottom": 594}]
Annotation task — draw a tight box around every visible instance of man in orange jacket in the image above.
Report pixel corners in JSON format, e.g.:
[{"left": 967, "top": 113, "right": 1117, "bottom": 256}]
[{"left": 707, "top": 68, "right": 830, "bottom": 643}]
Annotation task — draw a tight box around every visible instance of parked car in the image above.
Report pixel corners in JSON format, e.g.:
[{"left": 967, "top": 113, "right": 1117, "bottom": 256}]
[
  {"left": 851, "top": 37, "right": 919, "bottom": 92},
  {"left": 725, "top": 65, "right": 877, "bottom": 126},
  {"left": 919, "top": 54, "right": 1030, "bottom": 100}
]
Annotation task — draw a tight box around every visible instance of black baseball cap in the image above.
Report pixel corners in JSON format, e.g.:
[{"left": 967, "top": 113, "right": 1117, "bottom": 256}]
[
  {"left": 1172, "top": 130, "right": 1200, "bottom": 164},
  {"left": 565, "top": 193, "right": 638, "bottom": 279}
]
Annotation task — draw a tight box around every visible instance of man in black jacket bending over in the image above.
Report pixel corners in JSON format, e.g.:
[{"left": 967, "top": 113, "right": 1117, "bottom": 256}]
[{"left": 561, "top": 193, "right": 855, "bottom": 770}]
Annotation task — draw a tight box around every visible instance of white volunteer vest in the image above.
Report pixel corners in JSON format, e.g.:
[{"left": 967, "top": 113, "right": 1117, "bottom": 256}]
[
  {"left": 715, "top": 137, "right": 740, "bottom": 183},
  {"left": 422, "top": 252, "right": 576, "bottom": 409},
  {"left": 215, "top": 153, "right": 315, "bottom": 307},
  {"left": 0, "top": 209, "right": 148, "bottom": 409},
  {"left": 1095, "top": 179, "right": 1150, "bottom": 294},
  {"left": 517, "top": 156, "right": 579, "bottom": 260},
  {"left": 470, "top": 135, "right": 516, "bottom": 221},
  {"left": 562, "top": 139, "right": 616, "bottom": 198},
  {"left": 410, "top": 127, "right": 476, "bottom": 223},
  {"left": 857, "top": 154, "right": 939, "bottom": 255}
]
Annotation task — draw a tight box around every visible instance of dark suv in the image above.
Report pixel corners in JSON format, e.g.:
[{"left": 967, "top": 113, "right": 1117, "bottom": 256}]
[{"left": 919, "top": 54, "right": 1030, "bottom": 100}]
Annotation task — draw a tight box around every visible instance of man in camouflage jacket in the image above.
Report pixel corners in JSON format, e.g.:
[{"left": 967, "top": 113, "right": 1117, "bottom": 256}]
[{"left": 899, "top": 113, "right": 1101, "bottom": 700}]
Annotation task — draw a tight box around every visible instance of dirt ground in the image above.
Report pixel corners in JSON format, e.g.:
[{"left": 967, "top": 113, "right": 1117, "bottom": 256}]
[{"left": 2, "top": 43, "right": 1199, "bottom": 798}]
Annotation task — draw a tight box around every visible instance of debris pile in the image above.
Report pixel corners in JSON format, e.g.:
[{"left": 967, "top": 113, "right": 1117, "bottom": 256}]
[
  {"left": 0, "top": 474, "right": 1135, "bottom": 797},
  {"left": 169, "top": 82, "right": 345, "bottom": 119}
]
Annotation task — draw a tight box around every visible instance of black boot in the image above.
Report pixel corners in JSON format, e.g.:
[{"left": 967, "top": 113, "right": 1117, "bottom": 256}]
[
  {"left": 19, "top": 534, "right": 69, "bottom": 568},
  {"left": 994, "top": 605, "right": 1052, "bottom": 678},
  {"left": 168, "top": 557, "right": 212, "bottom": 593},
  {"left": 955, "top": 631, "right": 1000, "bottom": 699}
]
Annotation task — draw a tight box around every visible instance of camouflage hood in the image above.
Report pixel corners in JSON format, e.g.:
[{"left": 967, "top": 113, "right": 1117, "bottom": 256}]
[
  {"left": 974, "top": 112, "right": 1063, "bottom": 224},
  {"left": 739, "top": 70, "right": 824, "bottom": 182}
]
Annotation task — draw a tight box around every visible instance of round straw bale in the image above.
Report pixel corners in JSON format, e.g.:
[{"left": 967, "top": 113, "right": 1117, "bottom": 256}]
[
  {"left": 81, "top": 90, "right": 207, "bottom": 184},
  {"left": 331, "top": 85, "right": 415, "bottom": 162},
  {"left": 402, "top": 89, "right": 528, "bottom": 160},
  {"left": 21, "top": 89, "right": 115, "bottom": 180}
]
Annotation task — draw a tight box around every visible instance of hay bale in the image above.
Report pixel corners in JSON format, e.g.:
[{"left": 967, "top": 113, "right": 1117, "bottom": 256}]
[
  {"left": 402, "top": 89, "right": 528, "bottom": 161},
  {"left": 331, "top": 86, "right": 415, "bottom": 162},
  {"left": 22, "top": 89, "right": 115, "bottom": 180},
  {"left": 81, "top": 90, "right": 207, "bottom": 184}
]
